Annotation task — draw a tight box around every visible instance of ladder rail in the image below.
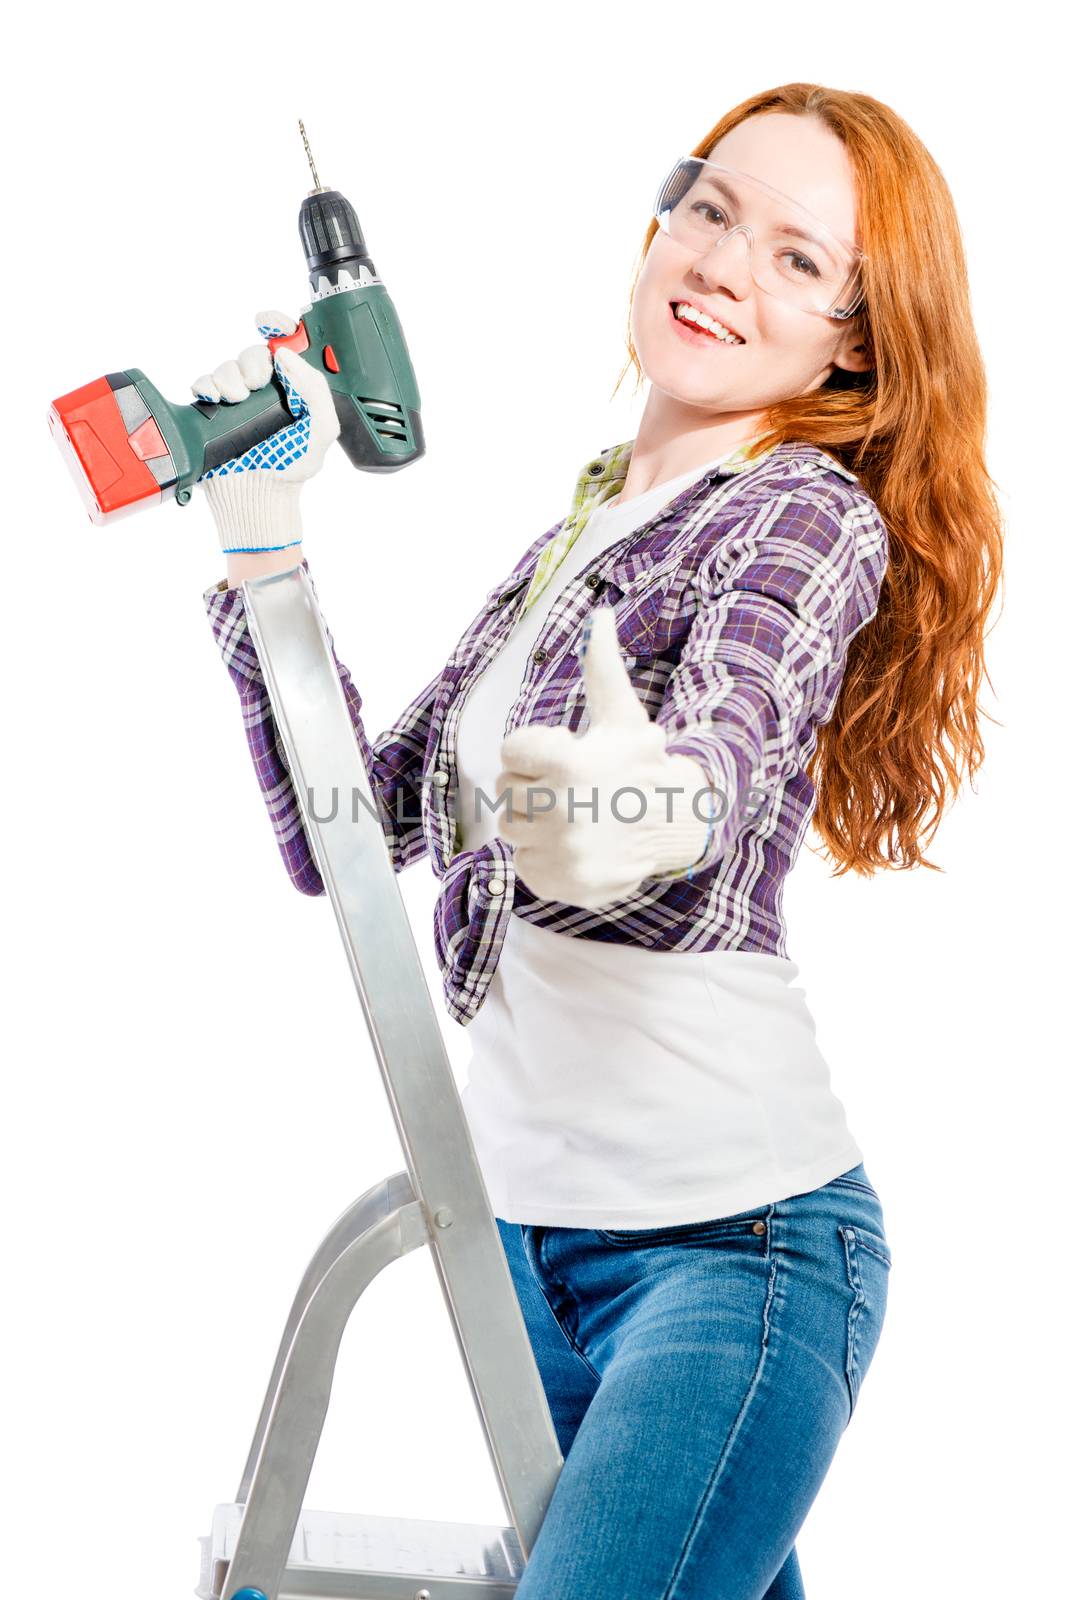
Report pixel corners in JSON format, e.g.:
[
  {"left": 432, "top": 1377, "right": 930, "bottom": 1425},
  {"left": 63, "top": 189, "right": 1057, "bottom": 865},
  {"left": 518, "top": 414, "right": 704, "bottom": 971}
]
[{"left": 237, "top": 565, "right": 563, "bottom": 1564}]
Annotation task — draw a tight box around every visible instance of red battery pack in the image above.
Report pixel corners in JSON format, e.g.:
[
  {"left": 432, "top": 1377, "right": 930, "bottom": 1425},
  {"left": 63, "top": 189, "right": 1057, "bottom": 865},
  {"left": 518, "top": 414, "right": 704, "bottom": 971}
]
[{"left": 49, "top": 374, "right": 173, "bottom": 525}]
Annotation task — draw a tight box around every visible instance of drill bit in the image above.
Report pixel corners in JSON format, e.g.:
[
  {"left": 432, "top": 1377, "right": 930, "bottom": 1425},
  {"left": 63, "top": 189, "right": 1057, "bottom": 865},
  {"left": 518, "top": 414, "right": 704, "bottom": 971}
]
[{"left": 299, "top": 120, "right": 326, "bottom": 193}]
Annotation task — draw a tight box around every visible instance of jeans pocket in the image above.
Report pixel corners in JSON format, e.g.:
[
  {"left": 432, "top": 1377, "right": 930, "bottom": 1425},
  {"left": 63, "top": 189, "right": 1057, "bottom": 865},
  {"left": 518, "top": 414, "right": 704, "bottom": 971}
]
[
  {"left": 838, "top": 1223, "right": 892, "bottom": 1422},
  {"left": 595, "top": 1209, "right": 771, "bottom": 1252}
]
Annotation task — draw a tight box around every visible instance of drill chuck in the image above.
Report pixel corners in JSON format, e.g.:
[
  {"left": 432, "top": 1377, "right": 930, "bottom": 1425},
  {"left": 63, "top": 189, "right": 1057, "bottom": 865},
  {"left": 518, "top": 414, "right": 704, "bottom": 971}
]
[{"left": 299, "top": 189, "right": 376, "bottom": 289}]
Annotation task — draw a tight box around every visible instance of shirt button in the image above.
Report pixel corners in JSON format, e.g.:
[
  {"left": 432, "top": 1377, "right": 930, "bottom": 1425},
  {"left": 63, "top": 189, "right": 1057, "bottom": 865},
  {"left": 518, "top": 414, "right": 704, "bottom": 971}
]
[
  {"left": 752, "top": 1220, "right": 767, "bottom": 1236},
  {"left": 432, "top": 769, "right": 449, "bottom": 787},
  {"left": 486, "top": 877, "right": 505, "bottom": 896},
  {"left": 584, "top": 572, "right": 601, "bottom": 589},
  {"left": 532, "top": 647, "right": 547, "bottom": 663}
]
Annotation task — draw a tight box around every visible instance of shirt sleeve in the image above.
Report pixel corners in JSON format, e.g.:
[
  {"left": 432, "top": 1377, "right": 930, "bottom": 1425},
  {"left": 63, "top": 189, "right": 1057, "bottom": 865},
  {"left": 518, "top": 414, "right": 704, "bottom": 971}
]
[
  {"left": 653, "top": 488, "right": 889, "bottom": 881},
  {"left": 202, "top": 559, "right": 437, "bottom": 894}
]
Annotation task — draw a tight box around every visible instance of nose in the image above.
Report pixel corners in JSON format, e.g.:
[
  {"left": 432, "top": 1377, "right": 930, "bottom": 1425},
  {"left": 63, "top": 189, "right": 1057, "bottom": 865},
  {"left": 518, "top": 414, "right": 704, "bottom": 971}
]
[{"left": 690, "top": 225, "right": 754, "bottom": 299}]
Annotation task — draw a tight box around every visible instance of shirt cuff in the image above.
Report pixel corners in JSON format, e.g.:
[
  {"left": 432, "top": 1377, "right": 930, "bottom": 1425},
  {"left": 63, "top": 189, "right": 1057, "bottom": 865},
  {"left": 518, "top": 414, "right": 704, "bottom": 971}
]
[
  {"left": 654, "top": 739, "right": 745, "bottom": 882},
  {"left": 203, "top": 573, "right": 263, "bottom": 686}
]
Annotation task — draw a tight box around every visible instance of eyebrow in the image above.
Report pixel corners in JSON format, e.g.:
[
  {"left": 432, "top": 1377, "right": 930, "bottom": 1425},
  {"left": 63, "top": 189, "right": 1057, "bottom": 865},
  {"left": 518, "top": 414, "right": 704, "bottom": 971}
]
[{"left": 696, "top": 175, "right": 840, "bottom": 253}]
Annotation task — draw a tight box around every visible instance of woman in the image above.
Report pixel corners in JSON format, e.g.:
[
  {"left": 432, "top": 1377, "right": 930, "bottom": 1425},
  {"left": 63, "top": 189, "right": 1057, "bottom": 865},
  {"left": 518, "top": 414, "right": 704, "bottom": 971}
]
[{"left": 196, "top": 84, "right": 1002, "bottom": 1600}]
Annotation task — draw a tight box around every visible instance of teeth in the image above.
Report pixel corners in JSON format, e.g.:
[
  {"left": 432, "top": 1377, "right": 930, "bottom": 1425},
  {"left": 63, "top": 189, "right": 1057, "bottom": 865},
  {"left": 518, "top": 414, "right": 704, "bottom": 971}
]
[{"left": 675, "top": 303, "right": 743, "bottom": 344}]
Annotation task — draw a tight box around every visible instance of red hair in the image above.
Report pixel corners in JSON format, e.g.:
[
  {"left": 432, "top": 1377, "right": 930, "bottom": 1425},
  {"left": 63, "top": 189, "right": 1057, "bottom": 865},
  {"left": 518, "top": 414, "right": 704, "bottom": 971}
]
[{"left": 617, "top": 84, "right": 1005, "bottom": 875}]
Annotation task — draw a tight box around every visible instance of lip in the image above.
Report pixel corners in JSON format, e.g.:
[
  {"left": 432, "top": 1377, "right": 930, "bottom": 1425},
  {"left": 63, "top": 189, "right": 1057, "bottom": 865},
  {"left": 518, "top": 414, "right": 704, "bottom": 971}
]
[{"left": 669, "top": 299, "right": 746, "bottom": 344}]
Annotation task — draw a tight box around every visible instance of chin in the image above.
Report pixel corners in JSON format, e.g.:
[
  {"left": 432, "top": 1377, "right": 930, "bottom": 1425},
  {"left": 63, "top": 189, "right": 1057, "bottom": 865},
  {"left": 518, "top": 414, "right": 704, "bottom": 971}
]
[{"left": 644, "top": 362, "right": 733, "bottom": 410}]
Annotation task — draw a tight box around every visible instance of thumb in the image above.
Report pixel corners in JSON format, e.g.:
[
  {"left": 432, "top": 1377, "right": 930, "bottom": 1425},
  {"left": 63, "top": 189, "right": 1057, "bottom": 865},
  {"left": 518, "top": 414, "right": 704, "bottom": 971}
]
[
  {"left": 578, "top": 606, "right": 650, "bottom": 732},
  {"left": 274, "top": 346, "right": 340, "bottom": 453}
]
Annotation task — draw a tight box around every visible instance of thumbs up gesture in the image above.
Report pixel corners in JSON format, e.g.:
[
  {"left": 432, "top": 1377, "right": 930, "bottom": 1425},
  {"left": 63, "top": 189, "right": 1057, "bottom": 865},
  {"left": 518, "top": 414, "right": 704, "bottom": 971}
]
[{"left": 497, "top": 607, "right": 716, "bottom": 910}]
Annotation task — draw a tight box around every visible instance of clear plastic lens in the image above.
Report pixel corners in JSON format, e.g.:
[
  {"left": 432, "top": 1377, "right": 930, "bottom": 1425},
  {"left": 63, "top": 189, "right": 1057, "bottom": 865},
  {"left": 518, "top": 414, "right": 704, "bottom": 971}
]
[
  {"left": 654, "top": 159, "right": 864, "bottom": 320},
  {"left": 674, "top": 192, "right": 839, "bottom": 283}
]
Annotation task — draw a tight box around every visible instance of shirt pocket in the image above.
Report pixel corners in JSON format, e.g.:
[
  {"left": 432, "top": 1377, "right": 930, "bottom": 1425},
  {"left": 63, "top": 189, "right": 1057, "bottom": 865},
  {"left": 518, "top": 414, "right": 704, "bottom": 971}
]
[
  {"left": 573, "top": 569, "right": 668, "bottom": 663},
  {"left": 600, "top": 554, "right": 703, "bottom": 662},
  {"left": 484, "top": 571, "right": 533, "bottom": 612},
  {"left": 570, "top": 578, "right": 679, "bottom": 723},
  {"left": 443, "top": 571, "right": 533, "bottom": 676}
]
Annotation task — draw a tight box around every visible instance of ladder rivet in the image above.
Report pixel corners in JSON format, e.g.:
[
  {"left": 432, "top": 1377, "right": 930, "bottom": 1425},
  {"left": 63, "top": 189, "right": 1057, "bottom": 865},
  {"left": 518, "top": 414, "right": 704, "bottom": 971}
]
[{"left": 434, "top": 1207, "right": 454, "bottom": 1228}]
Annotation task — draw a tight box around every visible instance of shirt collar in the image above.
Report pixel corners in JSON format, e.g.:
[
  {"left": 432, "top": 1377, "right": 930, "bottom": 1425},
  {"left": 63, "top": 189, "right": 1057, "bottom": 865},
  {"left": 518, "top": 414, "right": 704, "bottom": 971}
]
[
  {"left": 504, "top": 433, "right": 862, "bottom": 615},
  {"left": 568, "top": 433, "right": 857, "bottom": 523}
]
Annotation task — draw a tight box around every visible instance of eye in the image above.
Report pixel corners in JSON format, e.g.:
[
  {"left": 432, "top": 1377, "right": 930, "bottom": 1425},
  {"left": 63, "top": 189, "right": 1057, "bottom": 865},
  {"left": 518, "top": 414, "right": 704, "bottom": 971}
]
[
  {"left": 784, "top": 251, "right": 822, "bottom": 279},
  {"left": 690, "top": 201, "right": 727, "bottom": 226}
]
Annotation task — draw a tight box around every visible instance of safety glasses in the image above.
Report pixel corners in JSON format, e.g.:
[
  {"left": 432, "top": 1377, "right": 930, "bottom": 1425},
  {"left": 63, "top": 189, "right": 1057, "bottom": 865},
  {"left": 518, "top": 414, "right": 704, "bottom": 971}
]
[{"left": 653, "top": 157, "right": 866, "bottom": 321}]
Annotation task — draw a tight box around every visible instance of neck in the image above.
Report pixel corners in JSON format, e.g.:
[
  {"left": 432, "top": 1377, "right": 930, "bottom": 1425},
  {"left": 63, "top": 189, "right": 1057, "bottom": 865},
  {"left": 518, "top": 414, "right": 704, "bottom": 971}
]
[{"left": 616, "top": 391, "right": 769, "bottom": 503}]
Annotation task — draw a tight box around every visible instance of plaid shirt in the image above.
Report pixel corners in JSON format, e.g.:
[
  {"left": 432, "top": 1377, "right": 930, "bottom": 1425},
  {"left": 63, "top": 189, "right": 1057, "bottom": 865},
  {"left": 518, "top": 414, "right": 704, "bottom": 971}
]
[{"left": 203, "top": 436, "right": 888, "bottom": 1025}]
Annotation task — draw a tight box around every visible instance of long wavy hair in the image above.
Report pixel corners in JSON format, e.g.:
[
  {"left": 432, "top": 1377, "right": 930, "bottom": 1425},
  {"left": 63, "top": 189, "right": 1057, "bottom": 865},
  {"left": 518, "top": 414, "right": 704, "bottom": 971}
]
[{"left": 616, "top": 85, "right": 1004, "bottom": 875}]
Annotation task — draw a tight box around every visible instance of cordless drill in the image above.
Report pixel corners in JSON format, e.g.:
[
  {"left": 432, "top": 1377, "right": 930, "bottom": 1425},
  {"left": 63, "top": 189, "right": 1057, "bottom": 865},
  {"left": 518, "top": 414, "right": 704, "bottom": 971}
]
[{"left": 49, "top": 124, "right": 424, "bottom": 525}]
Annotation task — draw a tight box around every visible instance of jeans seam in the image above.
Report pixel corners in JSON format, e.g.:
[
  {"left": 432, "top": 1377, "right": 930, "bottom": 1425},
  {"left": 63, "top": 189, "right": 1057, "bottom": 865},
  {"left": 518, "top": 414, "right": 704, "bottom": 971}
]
[
  {"left": 663, "top": 1212, "right": 780, "bottom": 1599},
  {"left": 828, "top": 1176, "right": 878, "bottom": 1198},
  {"left": 838, "top": 1224, "right": 864, "bottom": 1421}
]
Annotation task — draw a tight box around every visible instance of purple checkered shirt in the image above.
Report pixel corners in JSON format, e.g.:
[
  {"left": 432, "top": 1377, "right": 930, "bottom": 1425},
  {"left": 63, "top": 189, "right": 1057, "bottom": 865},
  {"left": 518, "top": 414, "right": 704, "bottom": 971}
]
[{"left": 203, "top": 438, "right": 888, "bottom": 1025}]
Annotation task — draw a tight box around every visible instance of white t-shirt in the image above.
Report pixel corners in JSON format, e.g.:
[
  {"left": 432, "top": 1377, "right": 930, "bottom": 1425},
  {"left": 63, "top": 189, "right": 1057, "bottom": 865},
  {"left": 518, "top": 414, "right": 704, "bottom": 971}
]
[{"left": 455, "top": 456, "right": 863, "bottom": 1227}]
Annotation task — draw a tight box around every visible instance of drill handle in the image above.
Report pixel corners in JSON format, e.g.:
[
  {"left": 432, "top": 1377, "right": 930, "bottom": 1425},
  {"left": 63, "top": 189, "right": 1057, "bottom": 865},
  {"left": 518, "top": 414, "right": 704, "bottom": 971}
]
[{"left": 196, "top": 374, "right": 294, "bottom": 475}]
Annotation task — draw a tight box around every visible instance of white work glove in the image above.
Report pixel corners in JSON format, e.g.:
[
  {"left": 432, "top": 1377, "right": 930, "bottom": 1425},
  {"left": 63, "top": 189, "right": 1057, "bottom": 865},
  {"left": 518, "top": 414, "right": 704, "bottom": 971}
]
[
  {"left": 497, "top": 607, "right": 717, "bottom": 911},
  {"left": 191, "top": 310, "right": 340, "bottom": 554}
]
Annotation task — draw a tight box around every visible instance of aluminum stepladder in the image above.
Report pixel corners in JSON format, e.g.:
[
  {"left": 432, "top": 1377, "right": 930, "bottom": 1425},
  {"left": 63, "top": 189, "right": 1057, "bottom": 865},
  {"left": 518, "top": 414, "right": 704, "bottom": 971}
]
[{"left": 196, "top": 564, "right": 564, "bottom": 1600}]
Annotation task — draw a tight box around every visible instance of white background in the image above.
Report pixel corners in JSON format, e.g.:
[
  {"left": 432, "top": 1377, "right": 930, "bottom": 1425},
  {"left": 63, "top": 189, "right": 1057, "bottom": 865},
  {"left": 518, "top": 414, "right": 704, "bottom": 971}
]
[{"left": 5, "top": 3, "right": 1063, "bottom": 1594}]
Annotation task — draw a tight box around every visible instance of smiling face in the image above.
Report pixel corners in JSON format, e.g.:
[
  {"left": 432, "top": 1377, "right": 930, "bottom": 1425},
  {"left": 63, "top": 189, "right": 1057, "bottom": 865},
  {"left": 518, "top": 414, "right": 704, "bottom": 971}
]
[{"left": 631, "top": 113, "right": 872, "bottom": 425}]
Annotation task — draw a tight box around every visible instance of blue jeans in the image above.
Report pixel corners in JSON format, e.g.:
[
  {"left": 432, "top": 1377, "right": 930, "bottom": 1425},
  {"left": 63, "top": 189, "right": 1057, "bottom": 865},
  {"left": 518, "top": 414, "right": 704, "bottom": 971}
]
[{"left": 495, "top": 1161, "right": 892, "bottom": 1599}]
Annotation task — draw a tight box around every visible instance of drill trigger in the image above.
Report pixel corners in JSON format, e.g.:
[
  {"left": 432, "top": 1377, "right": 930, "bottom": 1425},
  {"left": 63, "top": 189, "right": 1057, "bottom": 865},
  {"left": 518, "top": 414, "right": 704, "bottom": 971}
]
[{"left": 267, "top": 321, "right": 311, "bottom": 359}]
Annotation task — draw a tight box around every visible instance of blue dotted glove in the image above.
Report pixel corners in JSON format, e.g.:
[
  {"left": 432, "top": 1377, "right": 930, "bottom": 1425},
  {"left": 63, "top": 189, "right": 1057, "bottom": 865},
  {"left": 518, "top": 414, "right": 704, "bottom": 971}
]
[{"left": 192, "top": 310, "right": 340, "bottom": 554}]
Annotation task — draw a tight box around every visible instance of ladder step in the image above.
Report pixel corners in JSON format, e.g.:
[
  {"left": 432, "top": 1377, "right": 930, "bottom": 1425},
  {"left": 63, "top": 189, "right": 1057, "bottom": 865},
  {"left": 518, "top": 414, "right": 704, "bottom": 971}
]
[{"left": 198, "top": 1504, "right": 525, "bottom": 1600}]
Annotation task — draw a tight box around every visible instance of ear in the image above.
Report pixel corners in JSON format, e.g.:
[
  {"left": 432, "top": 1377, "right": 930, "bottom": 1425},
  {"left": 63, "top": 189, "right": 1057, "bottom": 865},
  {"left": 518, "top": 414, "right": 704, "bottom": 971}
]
[{"left": 831, "top": 318, "right": 873, "bottom": 374}]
